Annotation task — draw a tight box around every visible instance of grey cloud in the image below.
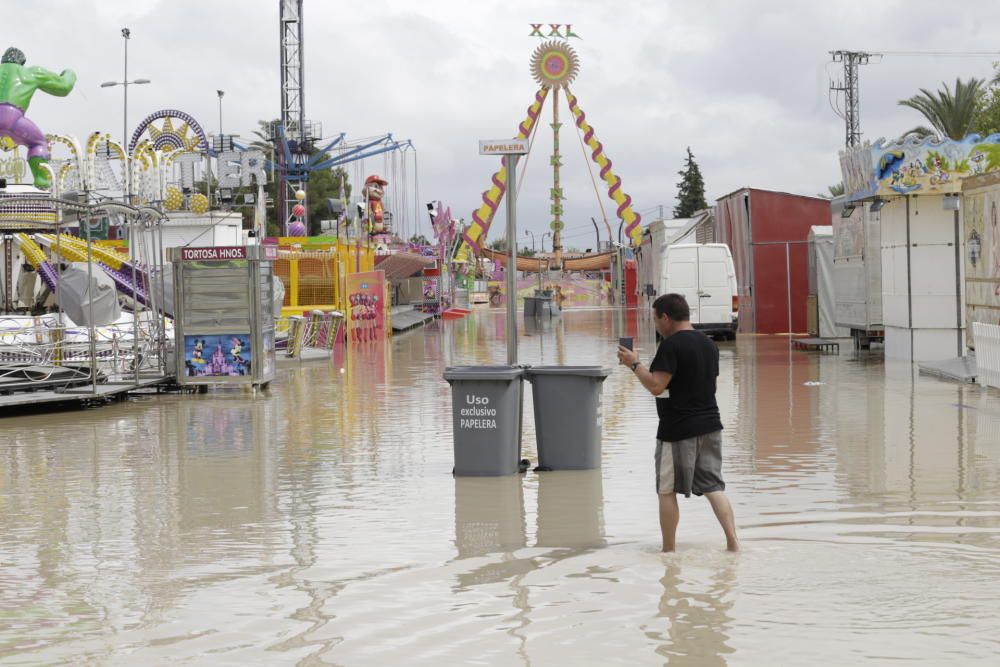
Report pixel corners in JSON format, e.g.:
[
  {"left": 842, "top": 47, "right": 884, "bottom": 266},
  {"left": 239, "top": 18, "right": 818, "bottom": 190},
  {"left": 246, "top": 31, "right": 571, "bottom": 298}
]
[{"left": 11, "top": 0, "right": 1000, "bottom": 241}]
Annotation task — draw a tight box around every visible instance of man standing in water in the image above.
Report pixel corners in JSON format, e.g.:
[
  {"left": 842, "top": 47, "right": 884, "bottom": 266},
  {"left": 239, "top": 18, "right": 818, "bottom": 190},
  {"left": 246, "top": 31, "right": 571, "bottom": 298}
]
[
  {"left": 618, "top": 293, "right": 740, "bottom": 552},
  {"left": 0, "top": 47, "right": 76, "bottom": 189}
]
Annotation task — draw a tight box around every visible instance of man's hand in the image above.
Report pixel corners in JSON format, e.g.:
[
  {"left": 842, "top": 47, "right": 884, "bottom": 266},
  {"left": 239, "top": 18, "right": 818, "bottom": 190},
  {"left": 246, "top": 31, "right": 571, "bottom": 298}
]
[{"left": 617, "top": 345, "right": 639, "bottom": 368}]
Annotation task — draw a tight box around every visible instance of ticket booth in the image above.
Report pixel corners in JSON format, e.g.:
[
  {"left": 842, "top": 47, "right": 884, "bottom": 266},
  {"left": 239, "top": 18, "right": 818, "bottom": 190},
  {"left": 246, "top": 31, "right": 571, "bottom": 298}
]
[{"left": 170, "top": 245, "right": 277, "bottom": 388}]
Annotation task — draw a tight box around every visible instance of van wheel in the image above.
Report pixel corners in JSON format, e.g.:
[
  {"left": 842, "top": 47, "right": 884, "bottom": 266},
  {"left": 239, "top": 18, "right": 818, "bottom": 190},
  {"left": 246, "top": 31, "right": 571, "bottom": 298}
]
[{"left": 725, "top": 331, "right": 736, "bottom": 341}]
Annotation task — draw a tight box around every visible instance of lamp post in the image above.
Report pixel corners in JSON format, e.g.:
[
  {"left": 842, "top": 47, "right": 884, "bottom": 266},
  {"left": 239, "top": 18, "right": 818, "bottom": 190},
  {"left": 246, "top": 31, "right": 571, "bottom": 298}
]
[
  {"left": 524, "top": 229, "right": 536, "bottom": 253},
  {"left": 217, "top": 90, "right": 224, "bottom": 138},
  {"left": 542, "top": 231, "right": 552, "bottom": 254},
  {"left": 100, "top": 27, "right": 150, "bottom": 201}
]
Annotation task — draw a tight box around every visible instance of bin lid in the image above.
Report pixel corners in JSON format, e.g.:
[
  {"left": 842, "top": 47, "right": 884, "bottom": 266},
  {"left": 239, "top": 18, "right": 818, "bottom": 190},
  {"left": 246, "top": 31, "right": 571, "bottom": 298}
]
[
  {"left": 444, "top": 365, "right": 525, "bottom": 382},
  {"left": 525, "top": 365, "right": 611, "bottom": 378}
]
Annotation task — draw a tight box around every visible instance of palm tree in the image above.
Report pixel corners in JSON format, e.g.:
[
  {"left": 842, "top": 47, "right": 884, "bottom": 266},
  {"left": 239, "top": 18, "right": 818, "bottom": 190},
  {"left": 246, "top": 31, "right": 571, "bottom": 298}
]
[
  {"left": 817, "top": 182, "right": 845, "bottom": 199},
  {"left": 249, "top": 119, "right": 278, "bottom": 154},
  {"left": 897, "top": 77, "right": 985, "bottom": 140}
]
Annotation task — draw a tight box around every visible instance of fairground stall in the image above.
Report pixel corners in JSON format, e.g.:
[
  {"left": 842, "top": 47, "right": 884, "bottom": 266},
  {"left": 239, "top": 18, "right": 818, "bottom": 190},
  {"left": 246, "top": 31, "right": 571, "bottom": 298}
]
[
  {"left": 840, "top": 133, "right": 1000, "bottom": 362},
  {"left": 170, "top": 244, "right": 277, "bottom": 389}
]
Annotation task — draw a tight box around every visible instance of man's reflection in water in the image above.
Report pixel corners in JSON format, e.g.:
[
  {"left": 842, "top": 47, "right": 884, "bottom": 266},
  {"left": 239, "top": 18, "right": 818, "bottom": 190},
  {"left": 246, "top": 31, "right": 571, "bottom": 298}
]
[{"left": 653, "top": 558, "right": 736, "bottom": 666}]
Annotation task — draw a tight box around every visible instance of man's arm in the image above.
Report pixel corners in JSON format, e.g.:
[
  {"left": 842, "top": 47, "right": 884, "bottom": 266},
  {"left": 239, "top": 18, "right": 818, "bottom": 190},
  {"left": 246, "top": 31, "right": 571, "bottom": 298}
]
[
  {"left": 634, "top": 363, "right": 671, "bottom": 396},
  {"left": 29, "top": 66, "right": 76, "bottom": 97},
  {"left": 617, "top": 345, "right": 672, "bottom": 396}
]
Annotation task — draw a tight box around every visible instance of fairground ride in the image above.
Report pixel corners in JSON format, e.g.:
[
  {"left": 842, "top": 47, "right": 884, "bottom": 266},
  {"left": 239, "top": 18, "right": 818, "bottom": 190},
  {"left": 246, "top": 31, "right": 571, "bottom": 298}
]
[
  {"left": 267, "top": 0, "right": 418, "bottom": 238},
  {"left": 455, "top": 36, "right": 644, "bottom": 272}
]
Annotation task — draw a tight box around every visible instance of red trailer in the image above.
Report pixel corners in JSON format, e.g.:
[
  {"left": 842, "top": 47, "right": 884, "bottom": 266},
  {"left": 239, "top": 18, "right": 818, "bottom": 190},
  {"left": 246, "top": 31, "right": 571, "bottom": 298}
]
[
  {"left": 714, "top": 188, "right": 830, "bottom": 334},
  {"left": 625, "top": 259, "right": 638, "bottom": 307}
]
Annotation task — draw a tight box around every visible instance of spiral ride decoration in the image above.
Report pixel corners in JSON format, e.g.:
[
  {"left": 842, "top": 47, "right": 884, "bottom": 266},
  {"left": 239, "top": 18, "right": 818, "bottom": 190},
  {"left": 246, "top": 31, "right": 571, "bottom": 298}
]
[
  {"left": 458, "top": 35, "right": 644, "bottom": 264},
  {"left": 455, "top": 87, "right": 549, "bottom": 261},
  {"left": 566, "top": 90, "right": 642, "bottom": 248},
  {"left": 530, "top": 40, "right": 579, "bottom": 89}
]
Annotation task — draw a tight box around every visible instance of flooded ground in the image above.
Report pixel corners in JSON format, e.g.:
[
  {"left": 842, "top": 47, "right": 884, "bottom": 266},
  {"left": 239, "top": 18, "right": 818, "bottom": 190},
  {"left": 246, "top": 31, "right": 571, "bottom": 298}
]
[{"left": 2, "top": 309, "right": 1000, "bottom": 665}]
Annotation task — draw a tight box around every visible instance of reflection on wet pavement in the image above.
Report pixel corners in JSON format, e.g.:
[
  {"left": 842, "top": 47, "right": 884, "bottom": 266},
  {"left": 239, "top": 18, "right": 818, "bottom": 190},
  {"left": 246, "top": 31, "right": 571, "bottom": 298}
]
[{"left": 2, "top": 309, "right": 1000, "bottom": 664}]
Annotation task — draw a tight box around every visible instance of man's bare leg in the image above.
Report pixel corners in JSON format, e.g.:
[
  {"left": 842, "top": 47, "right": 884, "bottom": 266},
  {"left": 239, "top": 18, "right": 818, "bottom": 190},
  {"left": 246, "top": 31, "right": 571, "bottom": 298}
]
[
  {"left": 705, "top": 491, "right": 740, "bottom": 552},
  {"left": 658, "top": 492, "right": 679, "bottom": 552}
]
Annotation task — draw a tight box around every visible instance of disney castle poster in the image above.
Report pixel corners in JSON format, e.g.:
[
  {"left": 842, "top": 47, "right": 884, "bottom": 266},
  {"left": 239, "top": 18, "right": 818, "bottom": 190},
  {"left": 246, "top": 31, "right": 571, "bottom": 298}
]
[{"left": 184, "top": 335, "right": 252, "bottom": 377}]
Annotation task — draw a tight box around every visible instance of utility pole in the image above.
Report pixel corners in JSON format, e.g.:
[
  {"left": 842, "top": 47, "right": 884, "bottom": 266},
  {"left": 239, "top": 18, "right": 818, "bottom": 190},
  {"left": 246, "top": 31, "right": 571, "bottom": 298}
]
[{"left": 830, "top": 50, "right": 874, "bottom": 148}]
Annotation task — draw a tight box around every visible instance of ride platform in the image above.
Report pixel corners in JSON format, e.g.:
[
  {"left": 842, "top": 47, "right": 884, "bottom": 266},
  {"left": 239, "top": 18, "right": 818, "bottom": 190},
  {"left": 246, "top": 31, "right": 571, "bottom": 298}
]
[
  {"left": 0, "top": 373, "right": 173, "bottom": 413},
  {"left": 792, "top": 337, "right": 841, "bottom": 354},
  {"left": 918, "top": 356, "right": 978, "bottom": 384}
]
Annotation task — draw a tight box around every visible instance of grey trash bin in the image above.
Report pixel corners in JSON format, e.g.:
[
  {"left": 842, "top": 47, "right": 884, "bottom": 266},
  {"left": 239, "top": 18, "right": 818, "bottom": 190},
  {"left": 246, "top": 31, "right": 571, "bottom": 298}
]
[
  {"left": 536, "top": 296, "right": 554, "bottom": 318},
  {"left": 525, "top": 366, "right": 611, "bottom": 471},
  {"left": 524, "top": 295, "right": 553, "bottom": 319},
  {"left": 444, "top": 366, "right": 526, "bottom": 476}
]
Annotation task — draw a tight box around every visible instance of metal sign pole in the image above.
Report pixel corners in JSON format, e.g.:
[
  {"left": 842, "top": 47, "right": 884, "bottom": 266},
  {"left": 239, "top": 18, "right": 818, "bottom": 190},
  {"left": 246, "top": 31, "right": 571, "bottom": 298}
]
[
  {"left": 506, "top": 155, "right": 518, "bottom": 366},
  {"left": 478, "top": 138, "right": 528, "bottom": 367}
]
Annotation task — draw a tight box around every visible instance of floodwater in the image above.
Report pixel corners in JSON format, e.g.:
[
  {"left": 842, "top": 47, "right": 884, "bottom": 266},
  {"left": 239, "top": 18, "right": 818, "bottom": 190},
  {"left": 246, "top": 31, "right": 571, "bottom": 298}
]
[{"left": 2, "top": 309, "right": 1000, "bottom": 665}]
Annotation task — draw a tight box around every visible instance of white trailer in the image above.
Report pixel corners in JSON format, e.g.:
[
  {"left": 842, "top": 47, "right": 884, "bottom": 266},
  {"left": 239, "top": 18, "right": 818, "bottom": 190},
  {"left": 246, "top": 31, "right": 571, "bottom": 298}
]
[{"left": 831, "top": 196, "right": 883, "bottom": 349}]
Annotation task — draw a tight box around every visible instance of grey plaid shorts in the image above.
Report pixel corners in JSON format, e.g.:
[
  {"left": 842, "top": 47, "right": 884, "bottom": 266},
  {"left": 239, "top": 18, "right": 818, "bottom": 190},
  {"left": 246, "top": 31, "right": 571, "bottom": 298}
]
[{"left": 655, "top": 430, "right": 726, "bottom": 498}]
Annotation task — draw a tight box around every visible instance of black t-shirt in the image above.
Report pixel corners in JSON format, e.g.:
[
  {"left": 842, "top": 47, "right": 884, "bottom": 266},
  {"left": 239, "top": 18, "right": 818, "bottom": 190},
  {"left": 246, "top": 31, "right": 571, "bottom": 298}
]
[{"left": 648, "top": 329, "right": 723, "bottom": 442}]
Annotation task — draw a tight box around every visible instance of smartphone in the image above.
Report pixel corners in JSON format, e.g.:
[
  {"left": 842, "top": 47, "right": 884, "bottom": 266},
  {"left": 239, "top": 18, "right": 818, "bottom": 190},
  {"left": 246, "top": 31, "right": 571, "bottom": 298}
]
[{"left": 618, "top": 336, "right": 633, "bottom": 351}]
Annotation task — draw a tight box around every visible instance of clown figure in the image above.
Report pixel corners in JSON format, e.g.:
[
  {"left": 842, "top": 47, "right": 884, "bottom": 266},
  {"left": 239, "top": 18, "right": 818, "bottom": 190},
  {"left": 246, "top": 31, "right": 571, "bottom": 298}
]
[{"left": 363, "top": 174, "right": 389, "bottom": 235}]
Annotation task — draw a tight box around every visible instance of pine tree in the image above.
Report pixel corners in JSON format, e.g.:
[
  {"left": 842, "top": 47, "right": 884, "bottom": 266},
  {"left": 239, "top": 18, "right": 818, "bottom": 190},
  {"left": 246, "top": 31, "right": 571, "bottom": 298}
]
[{"left": 673, "top": 147, "right": 707, "bottom": 218}]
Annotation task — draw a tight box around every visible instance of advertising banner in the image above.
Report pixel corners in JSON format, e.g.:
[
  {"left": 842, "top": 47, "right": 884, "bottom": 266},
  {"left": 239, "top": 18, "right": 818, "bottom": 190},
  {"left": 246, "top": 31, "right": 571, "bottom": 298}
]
[{"left": 345, "top": 270, "right": 389, "bottom": 342}]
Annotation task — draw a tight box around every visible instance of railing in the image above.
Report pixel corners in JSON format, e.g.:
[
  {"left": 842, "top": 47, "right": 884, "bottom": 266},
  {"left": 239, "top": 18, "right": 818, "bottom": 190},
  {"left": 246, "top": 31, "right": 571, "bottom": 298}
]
[
  {"left": 0, "top": 315, "right": 169, "bottom": 378},
  {"left": 275, "top": 311, "right": 344, "bottom": 359},
  {"left": 272, "top": 243, "right": 376, "bottom": 316},
  {"left": 973, "top": 322, "right": 1000, "bottom": 390}
]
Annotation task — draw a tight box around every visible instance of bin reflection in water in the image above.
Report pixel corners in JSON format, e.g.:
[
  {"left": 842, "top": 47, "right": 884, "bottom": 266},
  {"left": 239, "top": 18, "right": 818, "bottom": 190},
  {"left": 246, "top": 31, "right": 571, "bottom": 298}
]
[
  {"left": 454, "top": 476, "right": 526, "bottom": 559},
  {"left": 536, "top": 469, "right": 606, "bottom": 549}
]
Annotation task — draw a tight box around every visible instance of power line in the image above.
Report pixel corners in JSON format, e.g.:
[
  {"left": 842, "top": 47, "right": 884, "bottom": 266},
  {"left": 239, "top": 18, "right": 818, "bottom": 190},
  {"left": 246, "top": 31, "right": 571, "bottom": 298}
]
[{"left": 875, "top": 50, "right": 1000, "bottom": 57}]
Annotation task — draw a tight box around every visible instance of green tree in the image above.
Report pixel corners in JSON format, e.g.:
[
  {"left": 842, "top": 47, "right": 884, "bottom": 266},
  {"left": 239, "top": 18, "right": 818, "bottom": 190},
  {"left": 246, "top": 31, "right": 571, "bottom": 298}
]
[
  {"left": 489, "top": 237, "right": 536, "bottom": 255},
  {"left": 673, "top": 147, "right": 707, "bottom": 218},
  {"left": 249, "top": 119, "right": 277, "bottom": 153},
  {"left": 409, "top": 233, "right": 430, "bottom": 245},
  {"left": 246, "top": 120, "right": 352, "bottom": 236},
  {"left": 898, "top": 77, "right": 985, "bottom": 140},
  {"left": 972, "top": 63, "right": 1000, "bottom": 137},
  {"left": 817, "top": 182, "right": 845, "bottom": 199}
]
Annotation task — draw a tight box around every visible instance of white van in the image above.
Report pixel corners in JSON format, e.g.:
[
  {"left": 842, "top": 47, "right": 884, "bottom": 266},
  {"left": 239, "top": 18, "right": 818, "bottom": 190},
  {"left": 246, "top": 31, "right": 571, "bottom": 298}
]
[{"left": 659, "top": 243, "right": 738, "bottom": 339}]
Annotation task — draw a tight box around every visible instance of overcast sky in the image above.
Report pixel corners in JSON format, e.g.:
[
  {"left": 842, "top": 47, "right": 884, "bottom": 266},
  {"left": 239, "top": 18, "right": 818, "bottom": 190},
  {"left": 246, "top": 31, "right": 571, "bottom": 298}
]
[{"left": 13, "top": 0, "right": 1000, "bottom": 247}]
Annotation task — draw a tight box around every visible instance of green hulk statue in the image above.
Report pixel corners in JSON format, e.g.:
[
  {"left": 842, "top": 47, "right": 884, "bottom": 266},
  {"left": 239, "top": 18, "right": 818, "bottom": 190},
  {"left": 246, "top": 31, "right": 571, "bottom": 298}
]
[{"left": 0, "top": 47, "right": 76, "bottom": 189}]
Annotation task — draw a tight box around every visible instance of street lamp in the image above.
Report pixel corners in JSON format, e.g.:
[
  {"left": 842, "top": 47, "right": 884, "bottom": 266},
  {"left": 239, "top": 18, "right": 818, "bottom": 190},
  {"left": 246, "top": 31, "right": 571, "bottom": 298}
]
[
  {"left": 542, "top": 231, "right": 552, "bottom": 253},
  {"left": 524, "top": 229, "right": 536, "bottom": 252},
  {"left": 217, "top": 90, "right": 224, "bottom": 138},
  {"left": 100, "top": 27, "right": 150, "bottom": 200}
]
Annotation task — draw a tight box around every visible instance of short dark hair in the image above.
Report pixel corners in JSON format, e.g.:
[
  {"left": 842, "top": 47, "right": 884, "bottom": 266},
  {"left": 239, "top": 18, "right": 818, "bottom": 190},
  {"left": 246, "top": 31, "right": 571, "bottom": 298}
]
[
  {"left": 652, "top": 293, "right": 690, "bottom": 321},
  {"left": 2, "top": 48, "right": 25, "bottom": 65}
]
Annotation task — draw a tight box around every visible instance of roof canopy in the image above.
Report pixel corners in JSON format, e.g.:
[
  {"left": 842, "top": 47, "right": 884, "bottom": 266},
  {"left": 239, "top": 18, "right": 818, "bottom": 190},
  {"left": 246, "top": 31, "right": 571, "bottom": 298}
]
[{"left": 840, "top": 133, "right": 1000, "bottom": 202}]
